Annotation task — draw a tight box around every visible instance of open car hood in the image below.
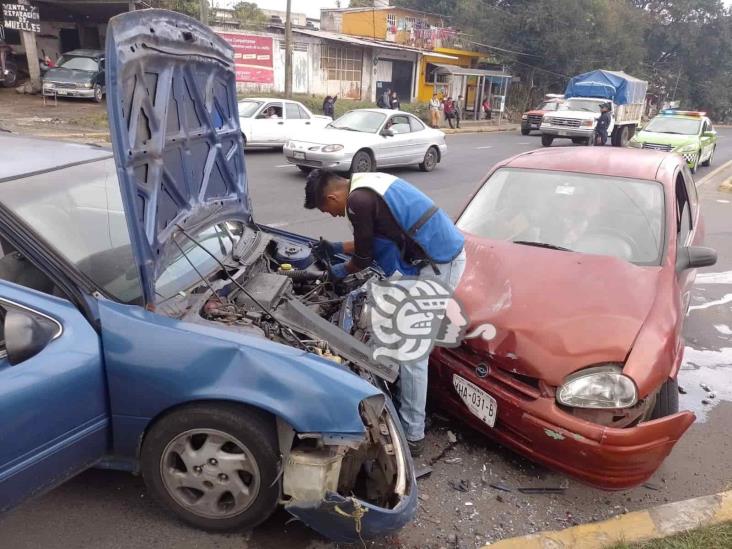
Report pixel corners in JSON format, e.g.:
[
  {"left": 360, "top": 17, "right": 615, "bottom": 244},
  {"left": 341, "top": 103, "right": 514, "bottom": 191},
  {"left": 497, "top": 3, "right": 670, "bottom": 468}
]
[
  {"left": 456, "top": 235, "right": 661, "bottom": 386},
  {"left": 106, "top": 10, "right": 251, "bottom": 304}
]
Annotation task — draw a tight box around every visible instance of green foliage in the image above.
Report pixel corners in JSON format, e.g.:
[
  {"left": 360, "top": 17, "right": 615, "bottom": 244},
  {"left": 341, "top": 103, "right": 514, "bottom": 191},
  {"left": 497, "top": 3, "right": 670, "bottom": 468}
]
[
  {"left": 393, "top": 0, "right": 732, "bottom": 121},
  {"left": 348, "top": 0, "right": 376, "bottom": 7},
  {"left": 232, "top": 1, "right": 267, "bottom": 30},
  {"left": 148, "top": 0, "right": 201, "bottom": 19}
]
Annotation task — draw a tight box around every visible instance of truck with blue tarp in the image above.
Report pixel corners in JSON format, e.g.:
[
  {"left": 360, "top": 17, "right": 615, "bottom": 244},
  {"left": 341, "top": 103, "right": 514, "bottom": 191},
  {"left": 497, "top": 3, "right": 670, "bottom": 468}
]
[{"left": 540, "top": 70, "right": 648, "bottom": 147}]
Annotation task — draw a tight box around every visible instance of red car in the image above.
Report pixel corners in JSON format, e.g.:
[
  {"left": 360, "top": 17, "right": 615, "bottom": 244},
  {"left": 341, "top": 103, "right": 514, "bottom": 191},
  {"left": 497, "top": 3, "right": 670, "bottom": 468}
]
[
  {"left": 521, "top": 97, "right": 563, "bottom": 136},
  {"left": 430, "top": 147, "right": 717, "bottom": 490}
]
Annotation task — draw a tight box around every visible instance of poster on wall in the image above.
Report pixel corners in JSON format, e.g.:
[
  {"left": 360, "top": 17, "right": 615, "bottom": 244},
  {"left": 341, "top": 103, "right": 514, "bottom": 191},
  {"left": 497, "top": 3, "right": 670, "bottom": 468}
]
[{"left": 218, "top": 32, "right": 274, "bottom": 84}]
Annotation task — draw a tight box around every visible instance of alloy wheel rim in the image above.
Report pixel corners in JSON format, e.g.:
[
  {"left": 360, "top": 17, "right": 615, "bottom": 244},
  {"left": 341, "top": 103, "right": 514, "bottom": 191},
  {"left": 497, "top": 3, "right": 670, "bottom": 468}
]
[{"left": 160, "top": 428, "right": 261, "bottom": 519}]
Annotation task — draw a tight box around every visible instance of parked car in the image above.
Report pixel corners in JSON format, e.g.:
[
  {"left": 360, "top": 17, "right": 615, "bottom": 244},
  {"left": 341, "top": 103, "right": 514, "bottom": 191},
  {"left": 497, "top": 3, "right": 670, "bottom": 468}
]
[
  {"left": 238, "top": 98, "right": 331, "bottom": 147},
  {"left": 283, "top": 108, "right": 447, "bottom": 174},
  {"left": 0, "top": 42, "right": 18, "bottom": 88},
  {"left": 41, "top": 49, "right": 105, "bottom": 102},
  {"left": 629, "top": 110, "right": 717, "bottom": 174},
  {"left": 0, "top": 11, "right": 416, "bottom": 542},
  {"left": 430, "top": 147, "right": 717, "bottom": 490},
  {"left": 520, "top": 97, "right": 563, "bottom": 135}
]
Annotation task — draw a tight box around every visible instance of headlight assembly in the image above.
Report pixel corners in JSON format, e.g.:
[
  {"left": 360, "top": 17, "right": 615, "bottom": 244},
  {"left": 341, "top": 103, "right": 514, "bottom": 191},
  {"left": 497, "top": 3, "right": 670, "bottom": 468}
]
[
  {"left": 321, "top": 144, "right": 344, "bottom": 153},
  {"left": 522, "top": 114, "right": 528, "bottom": 120},
  {"left": 557, "top": 364, "right": 637, "bottom": 409},
  {"left": 543, "top": 117, "right": 554, "bottom": 125},
  {"left": 581, "top": 119, "right": 594, "bottom": 127},
  {"left": 82, "top": 82, "right": 93, "bottom": 89}
]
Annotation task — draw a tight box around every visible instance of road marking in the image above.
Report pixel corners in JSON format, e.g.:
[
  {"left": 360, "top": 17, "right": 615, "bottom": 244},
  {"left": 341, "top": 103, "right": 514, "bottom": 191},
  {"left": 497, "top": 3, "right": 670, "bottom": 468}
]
[
  {"left": 275, "top": 164, "right": 295, "bottom": 168},
  {"left": 475, "top": 146, "right": 493, "bottom": 149},
  {"left": 696, "top": 159, "right": 732, "bottom": 187},
  {"left": 517, "top": 142, "right": 531, "bottom": 145}
]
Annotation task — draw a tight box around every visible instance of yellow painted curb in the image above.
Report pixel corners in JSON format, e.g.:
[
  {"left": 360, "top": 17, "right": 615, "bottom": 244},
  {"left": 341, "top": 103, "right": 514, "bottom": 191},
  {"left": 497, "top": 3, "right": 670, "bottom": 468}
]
[{"left": 484, "top": 490, "right": 732, "bottom": 548}]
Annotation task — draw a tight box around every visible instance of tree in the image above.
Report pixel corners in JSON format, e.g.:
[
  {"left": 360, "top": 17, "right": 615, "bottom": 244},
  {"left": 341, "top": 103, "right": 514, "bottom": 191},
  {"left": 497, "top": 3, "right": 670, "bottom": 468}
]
[
  {"left": 232, "top": 1, "right": 267, "bottom": 29},
  {"left": 349, "top": 0, "right": 375, "bottom": 6},
  {"left": 149, "top": 0, "right": 201, "bottom": 19}
]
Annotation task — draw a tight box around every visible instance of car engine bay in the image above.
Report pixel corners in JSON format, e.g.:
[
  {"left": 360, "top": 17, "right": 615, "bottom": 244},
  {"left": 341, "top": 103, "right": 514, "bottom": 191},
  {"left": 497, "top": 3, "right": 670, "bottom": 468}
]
[{"left": 155, "top": 224, "right": 409, "bottom": 514}]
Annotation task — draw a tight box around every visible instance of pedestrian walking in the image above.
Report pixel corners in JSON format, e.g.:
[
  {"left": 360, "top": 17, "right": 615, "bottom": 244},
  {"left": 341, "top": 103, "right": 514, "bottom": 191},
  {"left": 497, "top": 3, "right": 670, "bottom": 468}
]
[
  {"left": 390, "top": 91, "right": 400, "bottom": 110},
  {"left": 429, "top": 93, "right": 441, "bottom": 128},
  {"left": 304, "top": 169, "right": 466, "bottom": 457},
  {"left": 455, "top": 94, "right": 464, "bottom": 128},
  {"left": 595, "top": 102, "right": 611, "bottom": 145},
  {"left": 378, "top": 87, "right": 391, "bottom": 108},
  {"left": 322, "top": 95, "right": 337, "bottom": 117},
  {"left": 482, "top": 97, "right": 492, "bottom": 120},
  {"left": 443, "top": 96, "right": 456, "bottom": 129}
]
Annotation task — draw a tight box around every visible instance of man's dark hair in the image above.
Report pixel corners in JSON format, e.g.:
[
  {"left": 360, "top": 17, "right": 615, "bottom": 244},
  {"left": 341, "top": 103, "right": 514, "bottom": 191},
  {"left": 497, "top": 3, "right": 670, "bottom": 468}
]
[{"left": 304, "top": 169, "right": 342, "bottom": 209}]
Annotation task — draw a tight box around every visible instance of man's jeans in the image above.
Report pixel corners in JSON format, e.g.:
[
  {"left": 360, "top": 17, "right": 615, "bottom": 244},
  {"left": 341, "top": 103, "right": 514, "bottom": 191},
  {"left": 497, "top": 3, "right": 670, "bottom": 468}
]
[{"left": 398, "top": 248, "right": 467, "bottom": 442}]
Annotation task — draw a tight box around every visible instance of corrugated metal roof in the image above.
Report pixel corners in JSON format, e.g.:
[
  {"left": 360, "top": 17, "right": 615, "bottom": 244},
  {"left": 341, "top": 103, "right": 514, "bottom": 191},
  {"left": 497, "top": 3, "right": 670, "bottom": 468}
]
[
  {"left": 292, "top": 28, "right": 458, "bottom": 60},
  {"left": 432, "top": 63, "right": 511, "bottom": 78}
]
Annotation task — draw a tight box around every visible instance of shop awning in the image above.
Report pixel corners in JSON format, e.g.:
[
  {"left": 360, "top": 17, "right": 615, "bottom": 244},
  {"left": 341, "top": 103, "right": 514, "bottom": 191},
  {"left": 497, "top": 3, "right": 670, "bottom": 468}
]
[{"left": 432, "top": 63, "right": 511, "bottom": 78}]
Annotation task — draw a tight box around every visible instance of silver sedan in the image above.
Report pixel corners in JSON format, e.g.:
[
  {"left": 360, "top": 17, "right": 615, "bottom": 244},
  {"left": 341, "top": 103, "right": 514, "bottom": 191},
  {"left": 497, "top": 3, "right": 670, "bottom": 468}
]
[{"left": 283, "top": 108, "right": 447, "bottom": 174}]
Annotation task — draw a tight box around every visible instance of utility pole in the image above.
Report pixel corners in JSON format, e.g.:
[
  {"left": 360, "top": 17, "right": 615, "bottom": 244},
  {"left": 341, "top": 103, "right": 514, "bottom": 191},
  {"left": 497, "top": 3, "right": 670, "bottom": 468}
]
[
  {"left": 284, "top": 0, "right": 293, "bottom": 98},
  {"left": 199, "top": 0, "right": 208, "bottom": 25}
]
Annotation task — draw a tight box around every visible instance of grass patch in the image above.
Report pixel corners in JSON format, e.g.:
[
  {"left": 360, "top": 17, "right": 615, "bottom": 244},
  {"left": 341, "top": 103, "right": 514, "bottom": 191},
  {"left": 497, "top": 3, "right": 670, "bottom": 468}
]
[{"left": 606, "top": 521, "right": 732, "bottom": 549}]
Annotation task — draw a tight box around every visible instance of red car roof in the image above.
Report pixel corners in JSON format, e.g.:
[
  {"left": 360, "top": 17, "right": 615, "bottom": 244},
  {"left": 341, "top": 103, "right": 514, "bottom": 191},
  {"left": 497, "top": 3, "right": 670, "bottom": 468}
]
[{"left": 501, "top": 147, "right": 677, "bottom": 184}]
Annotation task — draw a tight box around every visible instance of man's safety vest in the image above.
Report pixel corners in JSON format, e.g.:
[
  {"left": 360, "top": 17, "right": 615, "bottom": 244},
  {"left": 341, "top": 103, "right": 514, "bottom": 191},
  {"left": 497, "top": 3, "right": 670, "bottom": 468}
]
[{"left": 348, "top": 173, "right": 464, "bottom": 276}]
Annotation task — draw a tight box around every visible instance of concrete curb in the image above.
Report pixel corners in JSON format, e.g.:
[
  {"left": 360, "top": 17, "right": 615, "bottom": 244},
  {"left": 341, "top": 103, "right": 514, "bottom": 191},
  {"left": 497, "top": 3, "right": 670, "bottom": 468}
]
[
  {"left": 484, "top": 489, "right": 732, "bottom": 548},
  {"left": 441, "top": 125, "right": 519, "bottom": 135}
]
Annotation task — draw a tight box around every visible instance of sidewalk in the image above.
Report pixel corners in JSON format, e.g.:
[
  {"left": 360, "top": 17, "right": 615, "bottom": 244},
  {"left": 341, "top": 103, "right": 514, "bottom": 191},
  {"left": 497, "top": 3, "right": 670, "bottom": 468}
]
[
  {"left": 485, "top": 489, "right": 732, "bottom": 549},
  {"left": 440, "top": 122, "right": 520, "bottom": 134}
]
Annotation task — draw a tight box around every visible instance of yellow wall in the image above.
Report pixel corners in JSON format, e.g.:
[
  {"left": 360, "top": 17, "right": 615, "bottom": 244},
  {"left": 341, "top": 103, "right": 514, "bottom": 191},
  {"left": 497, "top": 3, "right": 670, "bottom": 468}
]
[
  {"left": 417, "top": 52, "right": 481, "bottom": 102},
  {"left": 342, "top": 10, "right": 388, "bottom": 39},
  {"left": 341, "top": 9, "right": 444, "bottom": 40}
]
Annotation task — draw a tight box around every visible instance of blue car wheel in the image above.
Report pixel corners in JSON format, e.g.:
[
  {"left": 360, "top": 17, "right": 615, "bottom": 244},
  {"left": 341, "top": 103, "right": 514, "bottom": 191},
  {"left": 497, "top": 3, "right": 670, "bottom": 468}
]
[{"left": 140, "top": 403, "right": 280, "bottom": 531}]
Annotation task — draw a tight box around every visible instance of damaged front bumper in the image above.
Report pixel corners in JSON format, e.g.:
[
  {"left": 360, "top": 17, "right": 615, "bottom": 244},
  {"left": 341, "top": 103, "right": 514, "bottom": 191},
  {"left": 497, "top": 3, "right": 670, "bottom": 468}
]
[{"left": 281, "top": 399, "right": 417, "bottom": 542}]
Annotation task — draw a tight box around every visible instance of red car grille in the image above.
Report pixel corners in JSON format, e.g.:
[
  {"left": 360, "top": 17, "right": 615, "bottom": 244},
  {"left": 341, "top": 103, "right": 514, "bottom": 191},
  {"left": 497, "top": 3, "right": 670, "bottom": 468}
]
[
  {"left": 441, "top": 347, "right": 541, "bottom": 401},
  {"left": 527, "top": 114, "right": 543, "bottom": 125}
]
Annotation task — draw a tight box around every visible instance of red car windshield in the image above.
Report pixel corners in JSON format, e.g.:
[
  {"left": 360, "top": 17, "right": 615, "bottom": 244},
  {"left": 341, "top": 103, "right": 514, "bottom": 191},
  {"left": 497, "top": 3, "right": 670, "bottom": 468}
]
[{"left": 458, "top": 168, "right": 665, "bottom": 266}]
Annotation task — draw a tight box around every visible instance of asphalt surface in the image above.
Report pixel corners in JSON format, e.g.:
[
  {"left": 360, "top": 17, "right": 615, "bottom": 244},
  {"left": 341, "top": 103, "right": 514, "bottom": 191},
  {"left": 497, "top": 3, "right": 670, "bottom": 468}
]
[{"left": 2, "top": 130, "right": 731, "bottom": 548}]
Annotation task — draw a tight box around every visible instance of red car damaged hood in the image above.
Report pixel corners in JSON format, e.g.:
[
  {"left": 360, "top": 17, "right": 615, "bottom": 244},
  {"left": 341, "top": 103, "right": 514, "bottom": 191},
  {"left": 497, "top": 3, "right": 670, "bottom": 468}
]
[{"left": 455, "top": 235, "right": 662, "bottom": 387}]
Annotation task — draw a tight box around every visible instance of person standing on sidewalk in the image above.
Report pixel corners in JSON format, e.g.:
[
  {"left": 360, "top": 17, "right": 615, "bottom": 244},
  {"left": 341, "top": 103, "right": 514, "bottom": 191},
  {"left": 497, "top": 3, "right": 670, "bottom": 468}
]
[
  {"left": 322, "top": 95, "right": 337, "bottom": 117},
  {"left": 304, "top": 169, "right": 466, "bottom": 457},
  {"left": 429, "top": 93, "right": 441, "bottom": 128},
  {"left": 378, "top": 87, "right": 391, "bottom": 108},
  {"left": 455, "top": 95, "right": 464, "bottom": 129},
  {"left": 482, "top": 97, "right": 492, "bottom": 120},
  {"left": 443, "top": 96, "right": 456, "bottom": 129},
  {"left": 595, "top": 102, "right": 611, "bottom": 145},
  {"left": 390, "top": 91, "right": 401, "bottom": 110}
]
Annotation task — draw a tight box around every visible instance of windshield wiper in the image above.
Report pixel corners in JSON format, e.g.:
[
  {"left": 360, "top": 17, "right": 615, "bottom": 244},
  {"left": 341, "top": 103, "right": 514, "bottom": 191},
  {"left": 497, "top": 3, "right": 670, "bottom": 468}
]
[
  {"left": 331, "top": 125, "right": 359, "bottom": 132},
  {"left": 512, "top": 240, "right": 573, "bottom": 252}
]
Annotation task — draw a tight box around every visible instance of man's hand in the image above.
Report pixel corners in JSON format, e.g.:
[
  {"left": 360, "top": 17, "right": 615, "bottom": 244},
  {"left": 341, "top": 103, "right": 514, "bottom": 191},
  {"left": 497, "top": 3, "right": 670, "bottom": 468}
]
[{"left": 312, "top": 238, "right": 344, "bottom": 261}]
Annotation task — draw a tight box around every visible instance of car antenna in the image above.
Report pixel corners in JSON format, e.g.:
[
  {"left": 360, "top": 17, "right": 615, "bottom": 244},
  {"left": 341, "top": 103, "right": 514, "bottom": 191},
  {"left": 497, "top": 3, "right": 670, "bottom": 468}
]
[{"left": 174, "top": 224, "right": 307, "bottom": 348}]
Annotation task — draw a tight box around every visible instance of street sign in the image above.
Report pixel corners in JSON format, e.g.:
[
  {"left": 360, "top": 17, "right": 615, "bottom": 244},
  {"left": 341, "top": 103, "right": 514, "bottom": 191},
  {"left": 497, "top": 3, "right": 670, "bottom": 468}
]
[{"left": 2, "top": 3, "right": 40, "bottom": 33}]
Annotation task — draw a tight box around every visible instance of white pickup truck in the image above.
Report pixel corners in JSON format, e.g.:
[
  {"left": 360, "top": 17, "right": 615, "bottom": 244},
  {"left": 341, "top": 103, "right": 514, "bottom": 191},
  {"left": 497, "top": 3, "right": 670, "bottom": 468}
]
[{"left": 540, "top": 70, "right": 647, "bottom": 147}]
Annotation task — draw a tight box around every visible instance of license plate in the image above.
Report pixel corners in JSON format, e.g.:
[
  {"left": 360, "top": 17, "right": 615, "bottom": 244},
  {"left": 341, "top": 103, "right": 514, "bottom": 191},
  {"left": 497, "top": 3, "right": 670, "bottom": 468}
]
[
  {"left": 531, "top": 124, "right": 539, "bottom": 128},
  {"left": 558, "top": 130, "right": 568, "bottom": 136},
  {"left": 453, "top": 374, "right": 497, "bottom": 427},
  {"left": 293, "top": 151, "right": 305, "bottom": 160},
  {"left": 56, "top": 89, "right": 67, "bottom": 95}
]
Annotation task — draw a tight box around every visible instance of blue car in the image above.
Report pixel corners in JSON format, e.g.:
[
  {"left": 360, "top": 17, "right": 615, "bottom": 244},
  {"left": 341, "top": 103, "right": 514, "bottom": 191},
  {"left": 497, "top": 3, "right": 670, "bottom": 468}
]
[{"left": 0, "top": 9, "right": 416, "bottom": 542}]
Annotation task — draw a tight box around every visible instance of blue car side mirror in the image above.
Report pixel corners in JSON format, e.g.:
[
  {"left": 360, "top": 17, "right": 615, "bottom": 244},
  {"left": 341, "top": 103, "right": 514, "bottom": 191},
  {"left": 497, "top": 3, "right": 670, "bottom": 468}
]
[{"left": 4, "top": 308, "right": 59, "bottom": 366}]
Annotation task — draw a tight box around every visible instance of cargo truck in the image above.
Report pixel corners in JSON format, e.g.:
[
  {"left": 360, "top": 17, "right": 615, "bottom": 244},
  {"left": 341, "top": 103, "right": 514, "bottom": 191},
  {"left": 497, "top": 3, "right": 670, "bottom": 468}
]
[{"left": 540, "top": 70, "right": 648, "bottom": 147}]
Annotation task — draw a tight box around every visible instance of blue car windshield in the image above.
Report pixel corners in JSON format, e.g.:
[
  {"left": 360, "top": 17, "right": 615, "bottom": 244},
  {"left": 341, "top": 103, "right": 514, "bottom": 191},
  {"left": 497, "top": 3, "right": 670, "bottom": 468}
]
[{"left": 57, "top": 55, "right": 99, "bottom": 72}]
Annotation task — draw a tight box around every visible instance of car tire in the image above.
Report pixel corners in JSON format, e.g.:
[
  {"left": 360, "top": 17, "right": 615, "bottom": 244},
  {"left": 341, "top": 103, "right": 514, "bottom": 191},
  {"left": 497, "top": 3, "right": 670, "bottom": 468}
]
[
  {"left": 521, "top": 128, "right": 530, "bottom": 136},
  {"left": 419, "top": 146, "right": 439, "bottom": 172},
  {"left": 351, "top": 150, "right": 373, "bottom": 173},
  {"left": 571, "top": 138, "right": 584, "bottom": 144},
  {"left": 140, "top": 403, "right": 279, "bottom": 532},
  {"left": 541, "top": 135, "right": 553, "bottom": 147},
  {"left": 613, "top": 126, "right": 629, "bottom": 147},
  {"left": 93, "top": 84, "right": 104, "bottom": 103},
  {"left": 297, "top": 165, "right": 312, "bottom": 174},
  {"left": 702, "top": 145, "right": 715, "bottom": 167},
  {"left": 1, "top": 61, "right": 17, "bottom": 88},
  {"left": 650, "top": 377, "right": 679, "bottom": 420}
]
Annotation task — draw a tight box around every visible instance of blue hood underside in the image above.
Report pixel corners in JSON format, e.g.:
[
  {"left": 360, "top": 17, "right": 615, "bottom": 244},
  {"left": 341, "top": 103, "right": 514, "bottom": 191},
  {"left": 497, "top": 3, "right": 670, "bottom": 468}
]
[{"left": 106, "top": 10, "right": 251, "bottom": 305}]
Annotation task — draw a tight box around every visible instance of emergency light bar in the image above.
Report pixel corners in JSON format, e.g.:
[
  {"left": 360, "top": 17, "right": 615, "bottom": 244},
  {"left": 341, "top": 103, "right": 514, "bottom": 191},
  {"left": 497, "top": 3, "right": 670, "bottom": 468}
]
[{"left": 660, "top": 109, "right": 706, "bottom": 117}]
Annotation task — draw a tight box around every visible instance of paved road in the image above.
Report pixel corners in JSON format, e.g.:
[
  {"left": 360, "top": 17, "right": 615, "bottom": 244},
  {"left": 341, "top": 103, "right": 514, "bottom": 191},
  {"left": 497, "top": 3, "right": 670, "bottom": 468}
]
[{"left": 2, "top": 130, "right": 731, "bottom": 548}]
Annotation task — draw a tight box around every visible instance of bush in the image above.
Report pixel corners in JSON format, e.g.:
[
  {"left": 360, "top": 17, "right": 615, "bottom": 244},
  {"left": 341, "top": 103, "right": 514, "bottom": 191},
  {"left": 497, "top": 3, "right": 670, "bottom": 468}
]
[{"left": 238, "top": 91, "right": 432, "bottom": 123}]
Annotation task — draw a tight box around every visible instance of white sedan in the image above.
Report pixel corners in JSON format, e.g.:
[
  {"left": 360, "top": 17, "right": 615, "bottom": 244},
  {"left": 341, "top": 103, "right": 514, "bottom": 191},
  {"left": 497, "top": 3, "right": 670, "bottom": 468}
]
[
  {"left": 238, "top": 98, "right": 331, "bottom": 147},
  {"left": 283, "top": 109, "right": 447, "bottom": 174}
]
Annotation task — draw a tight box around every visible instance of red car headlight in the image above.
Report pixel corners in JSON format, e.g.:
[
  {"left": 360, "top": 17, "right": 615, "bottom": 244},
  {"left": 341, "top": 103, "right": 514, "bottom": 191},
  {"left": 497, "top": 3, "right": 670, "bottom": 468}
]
[{"left": 557, "top": 364, "right": 638, "bottom": 409}]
